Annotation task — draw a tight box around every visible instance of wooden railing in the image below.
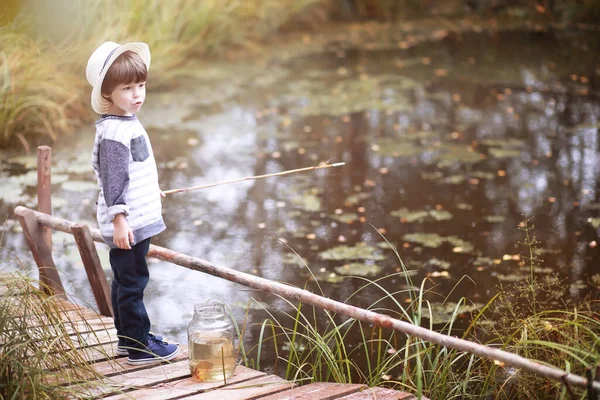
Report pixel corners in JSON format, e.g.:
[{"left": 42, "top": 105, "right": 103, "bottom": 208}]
[{"left": 13, "top": 146, "right": 600, "bottom": 394}]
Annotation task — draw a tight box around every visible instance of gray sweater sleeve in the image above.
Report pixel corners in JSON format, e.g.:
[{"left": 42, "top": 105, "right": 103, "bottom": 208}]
[{"left": 98, "top": 139, "right": 131, "bottom": 221}]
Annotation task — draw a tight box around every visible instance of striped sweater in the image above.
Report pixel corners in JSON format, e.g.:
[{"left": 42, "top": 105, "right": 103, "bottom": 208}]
[{"left": 91, "top": 114, "right": 165, "bottom": 248}]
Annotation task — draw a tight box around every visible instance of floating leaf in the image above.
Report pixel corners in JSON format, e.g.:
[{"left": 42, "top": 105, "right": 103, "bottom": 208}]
[
  {"left": 425, "top": 258, "right": 451, "bottom": 270},
  {"left": 344, "top": 192, "right": 369, "bottom": 206},
  {"left": 334, "top": 262, "right": 382, "bottom": 276},
  {"left": 282, "top": 253, "right": 307, "bottom": 267},
  {"left": 291, "top": 192, "right": 321, "bottom": 212},
  {"left": 496, "top": 273, "right": 524, "bottom": 282},
  {"left": 441, "top": 175, "right": 466, "bottom": 184},
  {"left": 432, "top": 143, "right": 483, "bottom": 166},
  {"left": 319, "top": 243, "right": 385, "bottom": 261},
  {"left": 282, "top": 341, "right": 306, "bottom": 352},
  {"left": 587, "top": 218, "right": 600, "bottom": 229},
  {"left": 425, "top": 302, "right": 483, "bottom": 324},
  {"left": 376, "top": 241, "right": 396, "bottom": 250},
  {"left": 471, "top": 171, "right": 495, "bottom": 180},
  {"left": 473, "top": 257, "right": 494, "bottom": 267},
  {"left": 402, "top": 233, "right": 474, "bottom": 252},
  {"left": 330, "top": 212, "right": 358, "bottom": 224},
  {"left": 391, "top": 208, "right": 452, "bottom": 223}
]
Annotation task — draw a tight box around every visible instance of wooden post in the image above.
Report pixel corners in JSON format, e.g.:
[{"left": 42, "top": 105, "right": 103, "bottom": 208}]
[
  {"left": 72, "top": 224, "right": 113, "bottom": 317},
  {"left": 16, "top": 208, "right": 65, "bottom": 298},
  {"left": 37, "top": 146, "right": 52, "bottom": 249}
]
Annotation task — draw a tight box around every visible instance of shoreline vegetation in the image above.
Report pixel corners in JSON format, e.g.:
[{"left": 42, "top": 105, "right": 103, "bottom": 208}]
[
  {"left": 1, "top": 0, "right": 600, "bottom": 150},
  {"left": 2, "top": 221, "right": 598, "bottom": 398},
  {"left": 238, "top": 221, "right": 600, "bottom": 399}
]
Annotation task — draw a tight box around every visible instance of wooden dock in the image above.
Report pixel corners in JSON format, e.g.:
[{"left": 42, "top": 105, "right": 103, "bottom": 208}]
[{"left": 1, "top": 279, "right": 422, "bottom": 400}]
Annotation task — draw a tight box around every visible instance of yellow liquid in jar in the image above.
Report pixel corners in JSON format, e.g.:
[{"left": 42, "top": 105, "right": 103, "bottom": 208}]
[{"left": 189, "top": 338, "right": 236, "bottom": 382}]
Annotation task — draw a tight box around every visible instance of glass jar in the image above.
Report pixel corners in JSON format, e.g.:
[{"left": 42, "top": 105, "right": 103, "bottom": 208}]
[{"left": 187, "top": 302, "right": 237, "bottom": 382}]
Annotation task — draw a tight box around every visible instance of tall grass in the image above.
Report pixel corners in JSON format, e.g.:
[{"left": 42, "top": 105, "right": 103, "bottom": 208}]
[
  {"left": 241, "top": 225, "right": 599, "bottom": 399},
  {"left": 0, "top": 272, "right": 111, "bottom": 398},
  {"left": 0, "top": 0, "right": 323, "bottom": 149}
]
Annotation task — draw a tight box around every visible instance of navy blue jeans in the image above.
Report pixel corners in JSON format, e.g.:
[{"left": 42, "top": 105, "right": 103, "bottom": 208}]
[{"left": 109, "top": 237, "right": 151, "bottom": 350}]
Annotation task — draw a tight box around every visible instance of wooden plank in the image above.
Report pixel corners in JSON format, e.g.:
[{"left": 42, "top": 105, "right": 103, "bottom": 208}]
[
  {"left": 70, "top": 327, "right": 117, "bottom": 347},
  {"left": 15, "top": 208, "right": 65, "bottom": 297},
  {"left": 37, "top": 146, "right": 52, "bottom": 250},
  {"left": 80, "top": 359, "right": 194, "bottom": 398},
  {"left": 338, "top": 387, "right": 419, "bottom": 399},
  {"left": 91, "top": 349, "right": 190, "bottom": 377},
  {"left": 258, "top": 382, "right": 366, "bottom": 400},
  {"left": 102, "top": 365, "right": 266, "bottom": 400},
  {"left": 79, "top": 342, "right": 119, "bottom": 363},
  {"left": 72, "top": 224, "right": 113, "bottom": 317},
  {"left": 184, "top": 374, "right": 294, "bottom": 399}
]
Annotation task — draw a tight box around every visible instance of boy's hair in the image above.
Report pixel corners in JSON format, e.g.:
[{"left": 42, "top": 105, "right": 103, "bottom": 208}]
[{"left": 101, "top": 51, "right": 147, "bottom": 98}]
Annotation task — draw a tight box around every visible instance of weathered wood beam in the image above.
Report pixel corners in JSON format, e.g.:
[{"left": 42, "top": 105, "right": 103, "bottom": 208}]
[
  {"left": 15, "top": 208, "right": 65, "bottom": 298},
  {"left": 12, "top": 206, "right": 600, "bottom": 392},
  {"left": 72, "top": 224, "right": 113, "bottom": 317}
]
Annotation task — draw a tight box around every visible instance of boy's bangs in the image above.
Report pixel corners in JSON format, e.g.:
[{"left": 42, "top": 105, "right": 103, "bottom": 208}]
[
  {"left": 113, "top": 52, "right": 147, "bottom": 84},
  {"left": 101, "top": 51, "right": 147, "bottom": 95}
]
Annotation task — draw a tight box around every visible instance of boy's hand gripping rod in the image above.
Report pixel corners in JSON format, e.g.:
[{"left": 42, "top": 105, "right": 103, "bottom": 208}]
[{"left": 162, "top": 161, "right": 345, "bottom": 195}]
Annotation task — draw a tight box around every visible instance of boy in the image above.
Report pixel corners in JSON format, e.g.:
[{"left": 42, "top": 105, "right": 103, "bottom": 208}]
[{"left": 86, "top": 41, "right": 179, "bottom": 364}]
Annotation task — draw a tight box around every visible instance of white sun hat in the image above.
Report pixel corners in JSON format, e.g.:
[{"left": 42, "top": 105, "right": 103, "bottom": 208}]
[{"left": 86, "top": 41, "right": 151, "bottom": 114}]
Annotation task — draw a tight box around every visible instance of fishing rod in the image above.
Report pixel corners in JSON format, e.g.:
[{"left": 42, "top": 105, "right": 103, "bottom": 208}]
[{"left": 163, "top": 161, "right": 345, "bottom": 195}]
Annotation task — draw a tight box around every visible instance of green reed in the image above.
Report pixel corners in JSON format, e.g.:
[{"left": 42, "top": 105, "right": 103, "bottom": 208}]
[
  {"left": 0, "top": 272, "right": 113, "bottom": 398},
  {"left": 242, "top": 225, "right": 599, "bottom": 399},
  {"left": 0, "top": 0, "right": 322, "bottom": 149}
]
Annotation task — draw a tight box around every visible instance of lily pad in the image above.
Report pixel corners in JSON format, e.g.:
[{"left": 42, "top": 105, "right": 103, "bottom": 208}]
[
  {"left": 391, "top": 208, "right": 453, "bottom": 223},
  {"left": 431, "top": 143, "right": 484, "bottom": 167},
  {"left": 425, "top": 302, "right": 483, "bottom": 324},
  {"left": 421, "top": 171, "right": 444, "bottom": 180},
  {"left": 291, "top": 192, "right": 321, "bottom": 212},
  {"left": 325, "top": 272, "right": 346, "bottom": 283},
  {"left": 402, "top": 233, "right": 474, "bottom": 253},
  {"left": 319, "top": 243, "right": 385, "bottom": 261},
  {"left": 292, "top": 74, "right": 418, "bottom": 116},
  {"left": 376, "top": 241, "right": 396, "bottom": 250},
  {"left": 334, "top": 262, "right": 382, "bottom": 277},
  {"left": 482, "top": 138, "right": 524, "bottom": 159},
  {"left": 441, "top": 175, "right": 466, "bottom": 184},
  {"left": 330, "top": 212, "right": 358, "bottom": 224},
  {"left": 344, "top": 192, "right": 369, "bottom": 206},
  {"left": 489, "top": 147, "right": 522, "bottom": 158},
  {"left": 484, "top": 215, "right": 506, "bottom": 223},
  {"left": 588, "top": 218, "right": 600, "bottom": 229},
  {"left": 496, "top": 273, "right": 525, "bottom": 282},
  {"left": 373, "top": 137, "right": 422, "bottom": 158},
  {"left": 471, "top": 171, "right": 495, "bottom": 180},
  {"left": 473, "top": 257, "right": 495, "bottom": 266},
  {"left": 282, "top": 253, "right": 307, "bottom": 267},
  {"left": 424, "top": 258, "right": 451, "bottom": 270}
]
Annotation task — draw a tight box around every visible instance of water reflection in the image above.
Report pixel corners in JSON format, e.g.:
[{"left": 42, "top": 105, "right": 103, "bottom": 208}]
[{"left": 0, "top": 30, "right": 598, "bottom": 350}]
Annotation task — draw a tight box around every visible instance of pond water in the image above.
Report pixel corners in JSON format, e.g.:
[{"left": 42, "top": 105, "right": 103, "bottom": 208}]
[{"left": 1, "top": 28, "right": 599, "bottom": 368}]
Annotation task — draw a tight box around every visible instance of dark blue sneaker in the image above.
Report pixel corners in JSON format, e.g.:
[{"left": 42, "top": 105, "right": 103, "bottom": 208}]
[
  {"left": 126, "top": 335, "right": 180, "bottom": 365},
  {"left": 116, "top": 333, "right": 164, "bottom": 356}
]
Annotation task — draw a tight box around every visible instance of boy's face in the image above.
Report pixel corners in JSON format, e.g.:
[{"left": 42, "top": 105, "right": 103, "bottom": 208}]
[{"left": 107, "top": 81, "right": 146, "bottom": 116}]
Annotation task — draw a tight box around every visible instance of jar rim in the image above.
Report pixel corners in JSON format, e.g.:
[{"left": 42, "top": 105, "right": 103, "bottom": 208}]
[{"left": 194, "top": 302, "right": 225, "bottom": 313}]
